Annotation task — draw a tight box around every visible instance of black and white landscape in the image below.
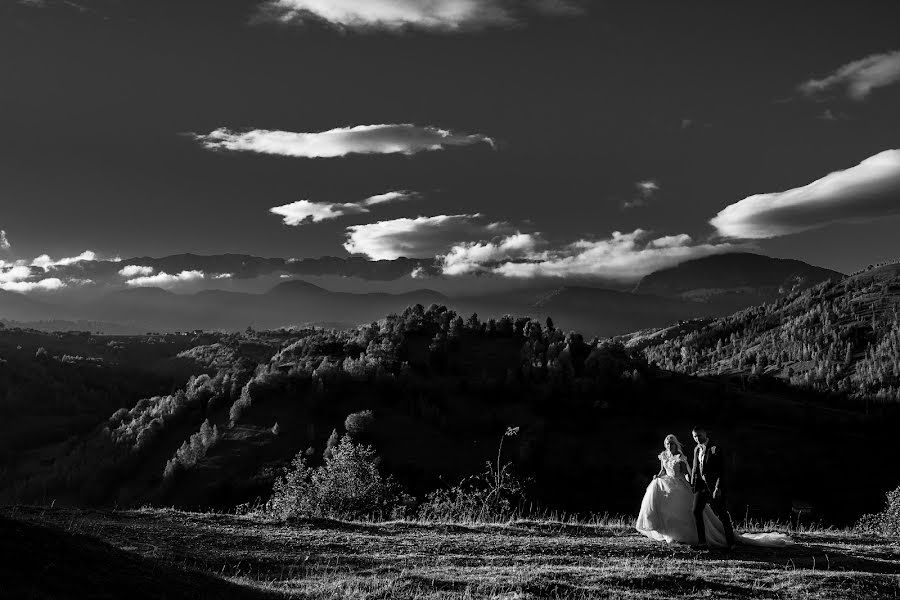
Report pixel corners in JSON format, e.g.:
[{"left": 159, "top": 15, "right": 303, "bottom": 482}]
[{"left": 2, "top": 1, "right": 900, "bottom": 598}]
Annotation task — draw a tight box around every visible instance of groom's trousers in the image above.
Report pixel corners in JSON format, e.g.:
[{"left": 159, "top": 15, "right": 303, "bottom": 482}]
[{"left": 693, "top": 488, "right": 735, "bottom": 547}]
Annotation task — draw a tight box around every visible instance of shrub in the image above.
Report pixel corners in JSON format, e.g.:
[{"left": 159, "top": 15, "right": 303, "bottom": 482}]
[
  {"left": 856, "top": 485, "right": 900, "bottom": 536},
  {"left": 264, "top": 435, "right": 402, "bottom": 520}
]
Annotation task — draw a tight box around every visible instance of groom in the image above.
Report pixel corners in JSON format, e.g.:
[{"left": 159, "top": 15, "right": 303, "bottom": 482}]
[{"left": 691, "top": 425, "right": 735, "bottom": 549}]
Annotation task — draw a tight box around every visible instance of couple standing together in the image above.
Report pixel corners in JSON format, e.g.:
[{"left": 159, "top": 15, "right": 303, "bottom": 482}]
[{"left": 635, "top": 425, "right": 791, "bottom": 549}]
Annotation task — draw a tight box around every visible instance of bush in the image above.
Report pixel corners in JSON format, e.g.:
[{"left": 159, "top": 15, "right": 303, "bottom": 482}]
[
  {"left": 264, "top": 435, "right": 402, "bottom": 520},
  {"left": 856, "top": 485, "right": 900, "bottom": 536}
]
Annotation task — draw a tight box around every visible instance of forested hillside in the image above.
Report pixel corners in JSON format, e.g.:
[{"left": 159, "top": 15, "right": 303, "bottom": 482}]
[
  {"left": 5, "top": 300, "right": 899, "bottom": 526},
  {"left": 636, "top": 263, "right": 900, "bottom": 403}
]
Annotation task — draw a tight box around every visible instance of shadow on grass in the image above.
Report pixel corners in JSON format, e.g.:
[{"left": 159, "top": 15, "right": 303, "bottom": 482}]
[{"left": 0, "top": 515, "right": 282, "bottom": 600}]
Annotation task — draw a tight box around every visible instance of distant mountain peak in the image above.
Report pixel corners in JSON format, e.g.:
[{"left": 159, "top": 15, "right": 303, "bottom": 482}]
[
  {"left": 634, "top": 252, "right": 843, "bottom": 300},
  {"left": 266, "top": 279, "right": 330, "bottom": 296},
  {"left": 109, "top": 287, "right": 176, "bottom": 297}
]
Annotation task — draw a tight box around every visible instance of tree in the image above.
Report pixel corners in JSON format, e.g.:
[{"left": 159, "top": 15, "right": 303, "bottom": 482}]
[
  {"left": 344, "top": 410, "right": 375, "bottom": 438},
  {"left": 324, "top": 428, "right": 340, "bottom": 460}
]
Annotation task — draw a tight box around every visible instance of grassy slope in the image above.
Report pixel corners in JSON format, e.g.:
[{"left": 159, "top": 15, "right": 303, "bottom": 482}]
[{"left": 4, "top": 506, "right": 898, "bottom": 599}]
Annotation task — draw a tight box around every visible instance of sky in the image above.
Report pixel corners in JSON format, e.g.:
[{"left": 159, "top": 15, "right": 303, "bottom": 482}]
[{"left": 2, "top": 0, "right": 900, "bottom": 294}]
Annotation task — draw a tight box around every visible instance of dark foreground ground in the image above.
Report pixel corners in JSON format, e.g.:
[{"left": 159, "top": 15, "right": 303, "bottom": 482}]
[{"left": 2, "top": 506, "right": 899, "bottom": 599}]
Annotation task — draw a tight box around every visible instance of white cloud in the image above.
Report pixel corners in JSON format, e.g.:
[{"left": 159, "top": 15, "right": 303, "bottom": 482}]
[
  {"left": 799, "top": 50, "right": 900, "bottom": 100},
  {"left": 710, "top": 149, "right": 900, "bottom": 239},
  {"left": 362, "top": 190, "right": 419, "bottom": 206},
  {"left": 31, "top": 250, "right": 97, "bottom": 269},
  {"left": 648, "top": 234, "right": 694, "bottom": 249},
  {"left": 0, "top": 265, "right": 34, "bottom": 284},
  {"left": 214, "top": 273, "right": 233, "bottom": 279},
  {"left": 256, "top": 0, "right": 585, "bottom": 31},
  {"left": 0, "top": 230, "right": 9, "bottom": 250},
  {"left": 125, "top": 270, "right": 206, "bottom": 288},
  {"left": 624, "top": 179, "right": 660, "bottom": 209},
  {"left": 0, "top": 278, "right": 65, "bottom": 293},
  {"left": 270, "top": 200, "right": 369, "bottom": 225},
  {"left": 0, "top": 260, "right": 67, "bottom": 292},
  {"left": 118, "top": 265, "right": 155, "bottom": 278},
  {"left": 489, "top": 230, "right": 737, "bottom": 281},
  {"left": 193, "top": 124, "right": 495, "bottom": 159},
  {"left": 344, "top": 214, "right": 509, "bottom": 260},
  {"left": 439, "top": 233, "right": 542, "bottom": 276}
]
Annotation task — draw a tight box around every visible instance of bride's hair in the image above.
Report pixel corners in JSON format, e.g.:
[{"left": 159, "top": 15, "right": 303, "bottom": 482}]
[{"left": 663, "top": 434, "right": 684, "bottom": 455}]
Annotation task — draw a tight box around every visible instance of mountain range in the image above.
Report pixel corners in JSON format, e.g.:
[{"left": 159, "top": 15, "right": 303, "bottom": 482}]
[{"left": 1, "top": 252, "right": 844, "bottom": 336}]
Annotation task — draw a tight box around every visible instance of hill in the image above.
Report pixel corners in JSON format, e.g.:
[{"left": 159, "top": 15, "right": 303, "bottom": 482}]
[
  {"left": 0, "top": 289, "right": 64, "bottom": 322},
  {"left": 636, "top": 262, "right": 900, "bottom": 402},
  {"left": 78, "top": 282, "right": 449, "bottom": 331},
  {"left": 633, "top": 253, "right": 843, "bottom": 311},
  {"left": 4, "top": 506, "right": 898, "bottom": 600},
  {"left": 523, "top": 285, "right": 705, "bottom": 337}
]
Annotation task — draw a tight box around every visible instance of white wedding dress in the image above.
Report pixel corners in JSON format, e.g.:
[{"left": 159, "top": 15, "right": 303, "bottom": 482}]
[{"left": 635, "top": 451, "right": 792, "bottom": 548}]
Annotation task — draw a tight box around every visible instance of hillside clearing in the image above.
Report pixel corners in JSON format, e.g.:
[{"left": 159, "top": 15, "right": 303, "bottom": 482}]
[{"left": 3, "top": 506, "right": 899, "bottom": 599}]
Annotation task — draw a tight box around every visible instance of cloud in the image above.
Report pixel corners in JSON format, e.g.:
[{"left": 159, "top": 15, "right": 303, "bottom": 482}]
[
  {"left": 361, "top": 190, "right": 419, "bottom": 206},
  {"left": 0, "top": 251, "right": 110, "bottom": 292},
  {"left": 0, "top": 265, "right": 34, "bottom": 284},
  {"left": 623, "top": 179, "right": 660, "bottom": 209},
  {"left": 799, "top": 50, "right": 900, "bottom": 100},
  {"left": 193, "top": 125, "right": 495, "bottom": 159},
  {"left": 270, "top": 200, "right": 369, "bottom": 225},
  {"left": 0, "top": 263, "right": 68, "bottom": 292},
  {"left": 255, "top": 0, "right": 586, "bottom": 31},
  {"left": 0, "top": 231, "right": 9, "bottom": 250},
  {"left": 125, "top": 270, "right": 206, "bottom": 288},
  {"left": 344, "top": 214, "right": 510, "bottom": 260},
  {"left": 434, "top": 229, "right": 736, "bottom": 281},
  {"left": 31, "top": 250, "right": 97, "bottom": 269},
  {"left": 710, "top": 149, "right": 900, "bottom": 239},
  {"left": 118, "top": 265, "right": 155, "bottom": 278},
  {"left": 439, "top": 233, "right": 542, "bottom": 276},
  {"left": 0, "top": 278, "right": 65, "bottom": 293},
  {"left": 817, "top": 109, "right": 848, "bottom": 122}
]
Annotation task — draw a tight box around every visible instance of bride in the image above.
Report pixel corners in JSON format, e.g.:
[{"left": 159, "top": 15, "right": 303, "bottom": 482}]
[{"left": 635, "top": 434, "right": 792, "bottom": 548}]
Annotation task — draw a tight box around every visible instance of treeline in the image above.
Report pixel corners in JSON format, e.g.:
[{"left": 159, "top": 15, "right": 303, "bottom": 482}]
[{"left": 4, "top": 305, "right": 648, "bottom": 509}]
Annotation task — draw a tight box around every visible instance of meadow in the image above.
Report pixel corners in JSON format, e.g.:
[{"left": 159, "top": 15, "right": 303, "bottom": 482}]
[{"left": 4, "top": 505, "right": 899, "bottom": 599}]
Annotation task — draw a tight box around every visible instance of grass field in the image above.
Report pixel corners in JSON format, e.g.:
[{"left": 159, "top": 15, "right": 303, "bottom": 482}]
[{"left": 3, "top": 506, "right": 899, "bottom": 599}]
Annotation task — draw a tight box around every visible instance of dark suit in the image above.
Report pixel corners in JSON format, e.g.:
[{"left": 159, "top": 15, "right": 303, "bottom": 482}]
[{"left": 691, "top": 440, "right": 735, "bottom": 546}]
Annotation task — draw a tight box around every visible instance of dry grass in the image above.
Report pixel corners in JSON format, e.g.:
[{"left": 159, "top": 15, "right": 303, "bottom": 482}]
[{"left": 4, "top": 505, "right": 899, "bottom": 599}]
